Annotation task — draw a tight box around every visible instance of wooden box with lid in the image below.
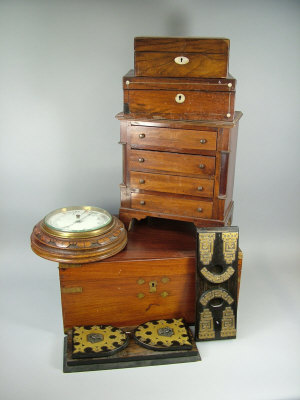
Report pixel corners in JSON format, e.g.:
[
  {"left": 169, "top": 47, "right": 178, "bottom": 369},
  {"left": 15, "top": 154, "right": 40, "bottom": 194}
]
[
  {"left": 123, "top": 70, "right": 236, "bottom": 122},
  {"left": 134, "top": 37, "right": 230, "bottom": 78},
  {"left": 59, "top": 218, "right": 243, "bottom": 331}
]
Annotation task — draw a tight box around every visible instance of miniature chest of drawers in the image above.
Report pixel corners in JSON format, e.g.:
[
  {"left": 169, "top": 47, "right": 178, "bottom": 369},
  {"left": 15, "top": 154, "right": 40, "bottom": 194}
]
[{"left": 117, "top": 111, "right": 242, "bottom": 228}]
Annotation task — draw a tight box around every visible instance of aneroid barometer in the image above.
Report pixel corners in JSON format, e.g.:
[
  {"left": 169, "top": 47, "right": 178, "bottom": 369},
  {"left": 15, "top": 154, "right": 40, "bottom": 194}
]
[{"left": 31, "top": 206, "right": 127, "bottom": 263}]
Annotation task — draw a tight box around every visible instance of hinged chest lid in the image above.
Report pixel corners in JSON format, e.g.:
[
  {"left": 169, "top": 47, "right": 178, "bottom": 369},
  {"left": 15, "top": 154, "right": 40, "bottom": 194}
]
[{"left": 134, "top": 37, "right": 230, "bottom": 53}]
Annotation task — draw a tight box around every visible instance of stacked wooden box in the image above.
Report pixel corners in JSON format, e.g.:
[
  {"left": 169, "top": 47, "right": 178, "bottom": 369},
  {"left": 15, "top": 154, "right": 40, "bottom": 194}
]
[{"left": 117, "top": 37, "right": 242, "bottom": 229}]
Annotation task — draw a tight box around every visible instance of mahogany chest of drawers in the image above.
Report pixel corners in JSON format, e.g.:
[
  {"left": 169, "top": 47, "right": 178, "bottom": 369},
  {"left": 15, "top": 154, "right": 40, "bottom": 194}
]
[
  {"left": 117, "top": 112, "right": 242, "bottom": 228},
  {"left": 118, "top": 37, "right": 242, "bottom": 229}
]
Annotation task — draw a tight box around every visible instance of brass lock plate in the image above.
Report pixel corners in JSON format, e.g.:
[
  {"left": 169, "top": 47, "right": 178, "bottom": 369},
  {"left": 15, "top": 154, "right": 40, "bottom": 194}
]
[{"left": 149, "top": 280, "right": 157, "bottom": 293}]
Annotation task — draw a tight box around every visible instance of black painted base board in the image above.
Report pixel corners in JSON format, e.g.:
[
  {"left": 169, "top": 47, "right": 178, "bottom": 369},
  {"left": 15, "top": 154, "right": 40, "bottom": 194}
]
[{"left": 63, "top": 329, "right": 201, "bottom": 373}]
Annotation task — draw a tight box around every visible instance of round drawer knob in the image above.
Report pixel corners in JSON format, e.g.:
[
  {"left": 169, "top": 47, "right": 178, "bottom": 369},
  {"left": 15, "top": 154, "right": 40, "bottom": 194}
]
[
  {"left": 199, "top": 164, "right": 205, "bottom": 169},
  {"left": 139, "top": 179, "right": 145, "bottom": 184},
  {"left": 138, "top": 158, "right": 144, "bottom": 163},
  {"left": 175, "top": 93, "right": 185, "bottom": 103},
  {"left": 200, "top": 139, "right": 207, "bottom": 144},
  {"left": 139, "top": 133, "right": 145, "bottom": 138},
  {"left": 197, "top": 208, "right": 203, "bottom": 213},
  {"left": 140, "top": 201, "right": 145, "bottom": 205},
  {"left": 197, "top": 186, "right": 203, "bottom": 191}
]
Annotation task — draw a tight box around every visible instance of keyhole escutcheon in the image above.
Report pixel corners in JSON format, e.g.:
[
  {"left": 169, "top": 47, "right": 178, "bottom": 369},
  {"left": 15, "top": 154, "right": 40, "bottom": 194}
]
[
  {"left": 149, "top": 280, "right": 157, "bottom": 293},
  {"left": 174, "top": 56, "right": 189, "bottom": 65},
  {"left": 175, "top": 93, "right": 185, "bottom": 104}
]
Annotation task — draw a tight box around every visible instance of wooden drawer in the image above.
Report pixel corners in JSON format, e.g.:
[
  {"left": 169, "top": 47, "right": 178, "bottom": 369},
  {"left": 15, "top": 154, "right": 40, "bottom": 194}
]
[
  {"left": 126, "top": 89, "right": 234, "bottom": 121},
  {"left": 134, "top": 37, "right": 229, "bottom": 78},
  {"left": 129, "top": 150, "right": 215, "bottom": 177},
  {"left": 130, "top": 171, "right": 214, "bottom": 198},
  {"left": 131, "top": 192, "right": 213, "bottom": 219},
  {"left": 130, "top": 126, "right": 217, "bottom": 152}
]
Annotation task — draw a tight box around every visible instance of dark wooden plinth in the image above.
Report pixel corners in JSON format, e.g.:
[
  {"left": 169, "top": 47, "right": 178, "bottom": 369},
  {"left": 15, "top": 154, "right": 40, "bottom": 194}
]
[{"left": 63, "top": 328, "right": 201, "bottom": 373}]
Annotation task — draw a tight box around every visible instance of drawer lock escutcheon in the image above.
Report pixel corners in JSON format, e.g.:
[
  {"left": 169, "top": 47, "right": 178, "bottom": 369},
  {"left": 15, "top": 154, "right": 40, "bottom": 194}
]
[
  {"left": 175, "top": 93, "right": 185, "bottom": 103},
  {"left": 149, "top": 280, "right": 157, "bottom": 293},
  {"left": 174, "top": 56, "right": 189, "bottom": 65}
]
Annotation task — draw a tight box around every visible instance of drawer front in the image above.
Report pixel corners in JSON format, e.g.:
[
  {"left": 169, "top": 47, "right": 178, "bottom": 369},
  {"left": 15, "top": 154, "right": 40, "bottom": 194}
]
[
  {"left": 131, "top": 192, "right": 213, "bottom": 219},
  {"left": 130, "top": 126, "right": 217, "bottom": 152},
  {"left": 129, "top": 150, "right": 215, "bottom": 176},
  {"left": 126, "top": 89, "right": 234, "bottom": 121},
  {"left": 135, "top": 52, "right": 228, "bottom": 78},
  {"left": 130, "top": 171, "right": 214, "bottom": 198}
]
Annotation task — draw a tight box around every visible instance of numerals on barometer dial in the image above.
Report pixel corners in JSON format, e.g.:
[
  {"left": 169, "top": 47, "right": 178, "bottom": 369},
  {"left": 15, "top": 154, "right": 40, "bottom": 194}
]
[
  {"left": 42, "top": 206, "right": 114, "bottom": 238},
  {"left": 44, "top": 207, "right": 112, "bottom": 233}
]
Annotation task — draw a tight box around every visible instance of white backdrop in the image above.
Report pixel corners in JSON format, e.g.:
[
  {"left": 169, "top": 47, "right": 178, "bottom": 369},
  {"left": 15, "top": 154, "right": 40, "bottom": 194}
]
[{"left": 1, "top": 1, "right": 299, "bottom": 399}]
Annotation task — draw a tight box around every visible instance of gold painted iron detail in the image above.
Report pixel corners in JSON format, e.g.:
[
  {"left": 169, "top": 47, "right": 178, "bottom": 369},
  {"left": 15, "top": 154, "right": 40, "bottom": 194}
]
[
  {"left": 134, "top": 318, "right": 192, "bottom": 350},
  {"left": 200, "top": 266, "right": 235, "bottom": 283},
  {"left": 222, "top": 232, "right": 238, "bottom": 264},
  {"left": 199, "top": 309, "right": 215, "bottom": 340},
  {"left": 198, "top": 232, "right": 216, "bottom": 265},
  {"left": 220, "top": 307, "right": 236, "bottom": 337},
  {"left": 200, "top": 288, "right": 234, "bottom": 307},
  {"left": 72, "top": 325, "right": 128, "bottom": 356}
]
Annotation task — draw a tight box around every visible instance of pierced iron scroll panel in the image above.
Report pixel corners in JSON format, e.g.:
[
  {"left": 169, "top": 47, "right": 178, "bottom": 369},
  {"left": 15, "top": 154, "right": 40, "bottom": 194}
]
[{"left": 195, "top": 226, "right": 239, "bottom": 341}]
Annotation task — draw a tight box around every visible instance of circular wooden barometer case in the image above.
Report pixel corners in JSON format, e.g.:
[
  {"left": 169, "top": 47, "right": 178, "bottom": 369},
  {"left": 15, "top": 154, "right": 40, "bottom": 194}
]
[{"left": 31, "top": 206, "right": 127, "bottom": 263}]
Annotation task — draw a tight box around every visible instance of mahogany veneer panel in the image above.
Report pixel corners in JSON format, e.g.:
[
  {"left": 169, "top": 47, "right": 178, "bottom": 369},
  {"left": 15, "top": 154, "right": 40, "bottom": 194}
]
[
  {"left": 134, "top": 37, "right": 229, "bottom": 78},
  {"left": 131, "top": 192, "right": 213, "bottom": 219},
  {"left": 129, "top": 126, "right": 217, "bottom": 152},
  {"left": 129, "top": 149, "right": 216, "bottom": 177},
  {"left": 130, "top": 171, "right": 214, "bottom": 198}
]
